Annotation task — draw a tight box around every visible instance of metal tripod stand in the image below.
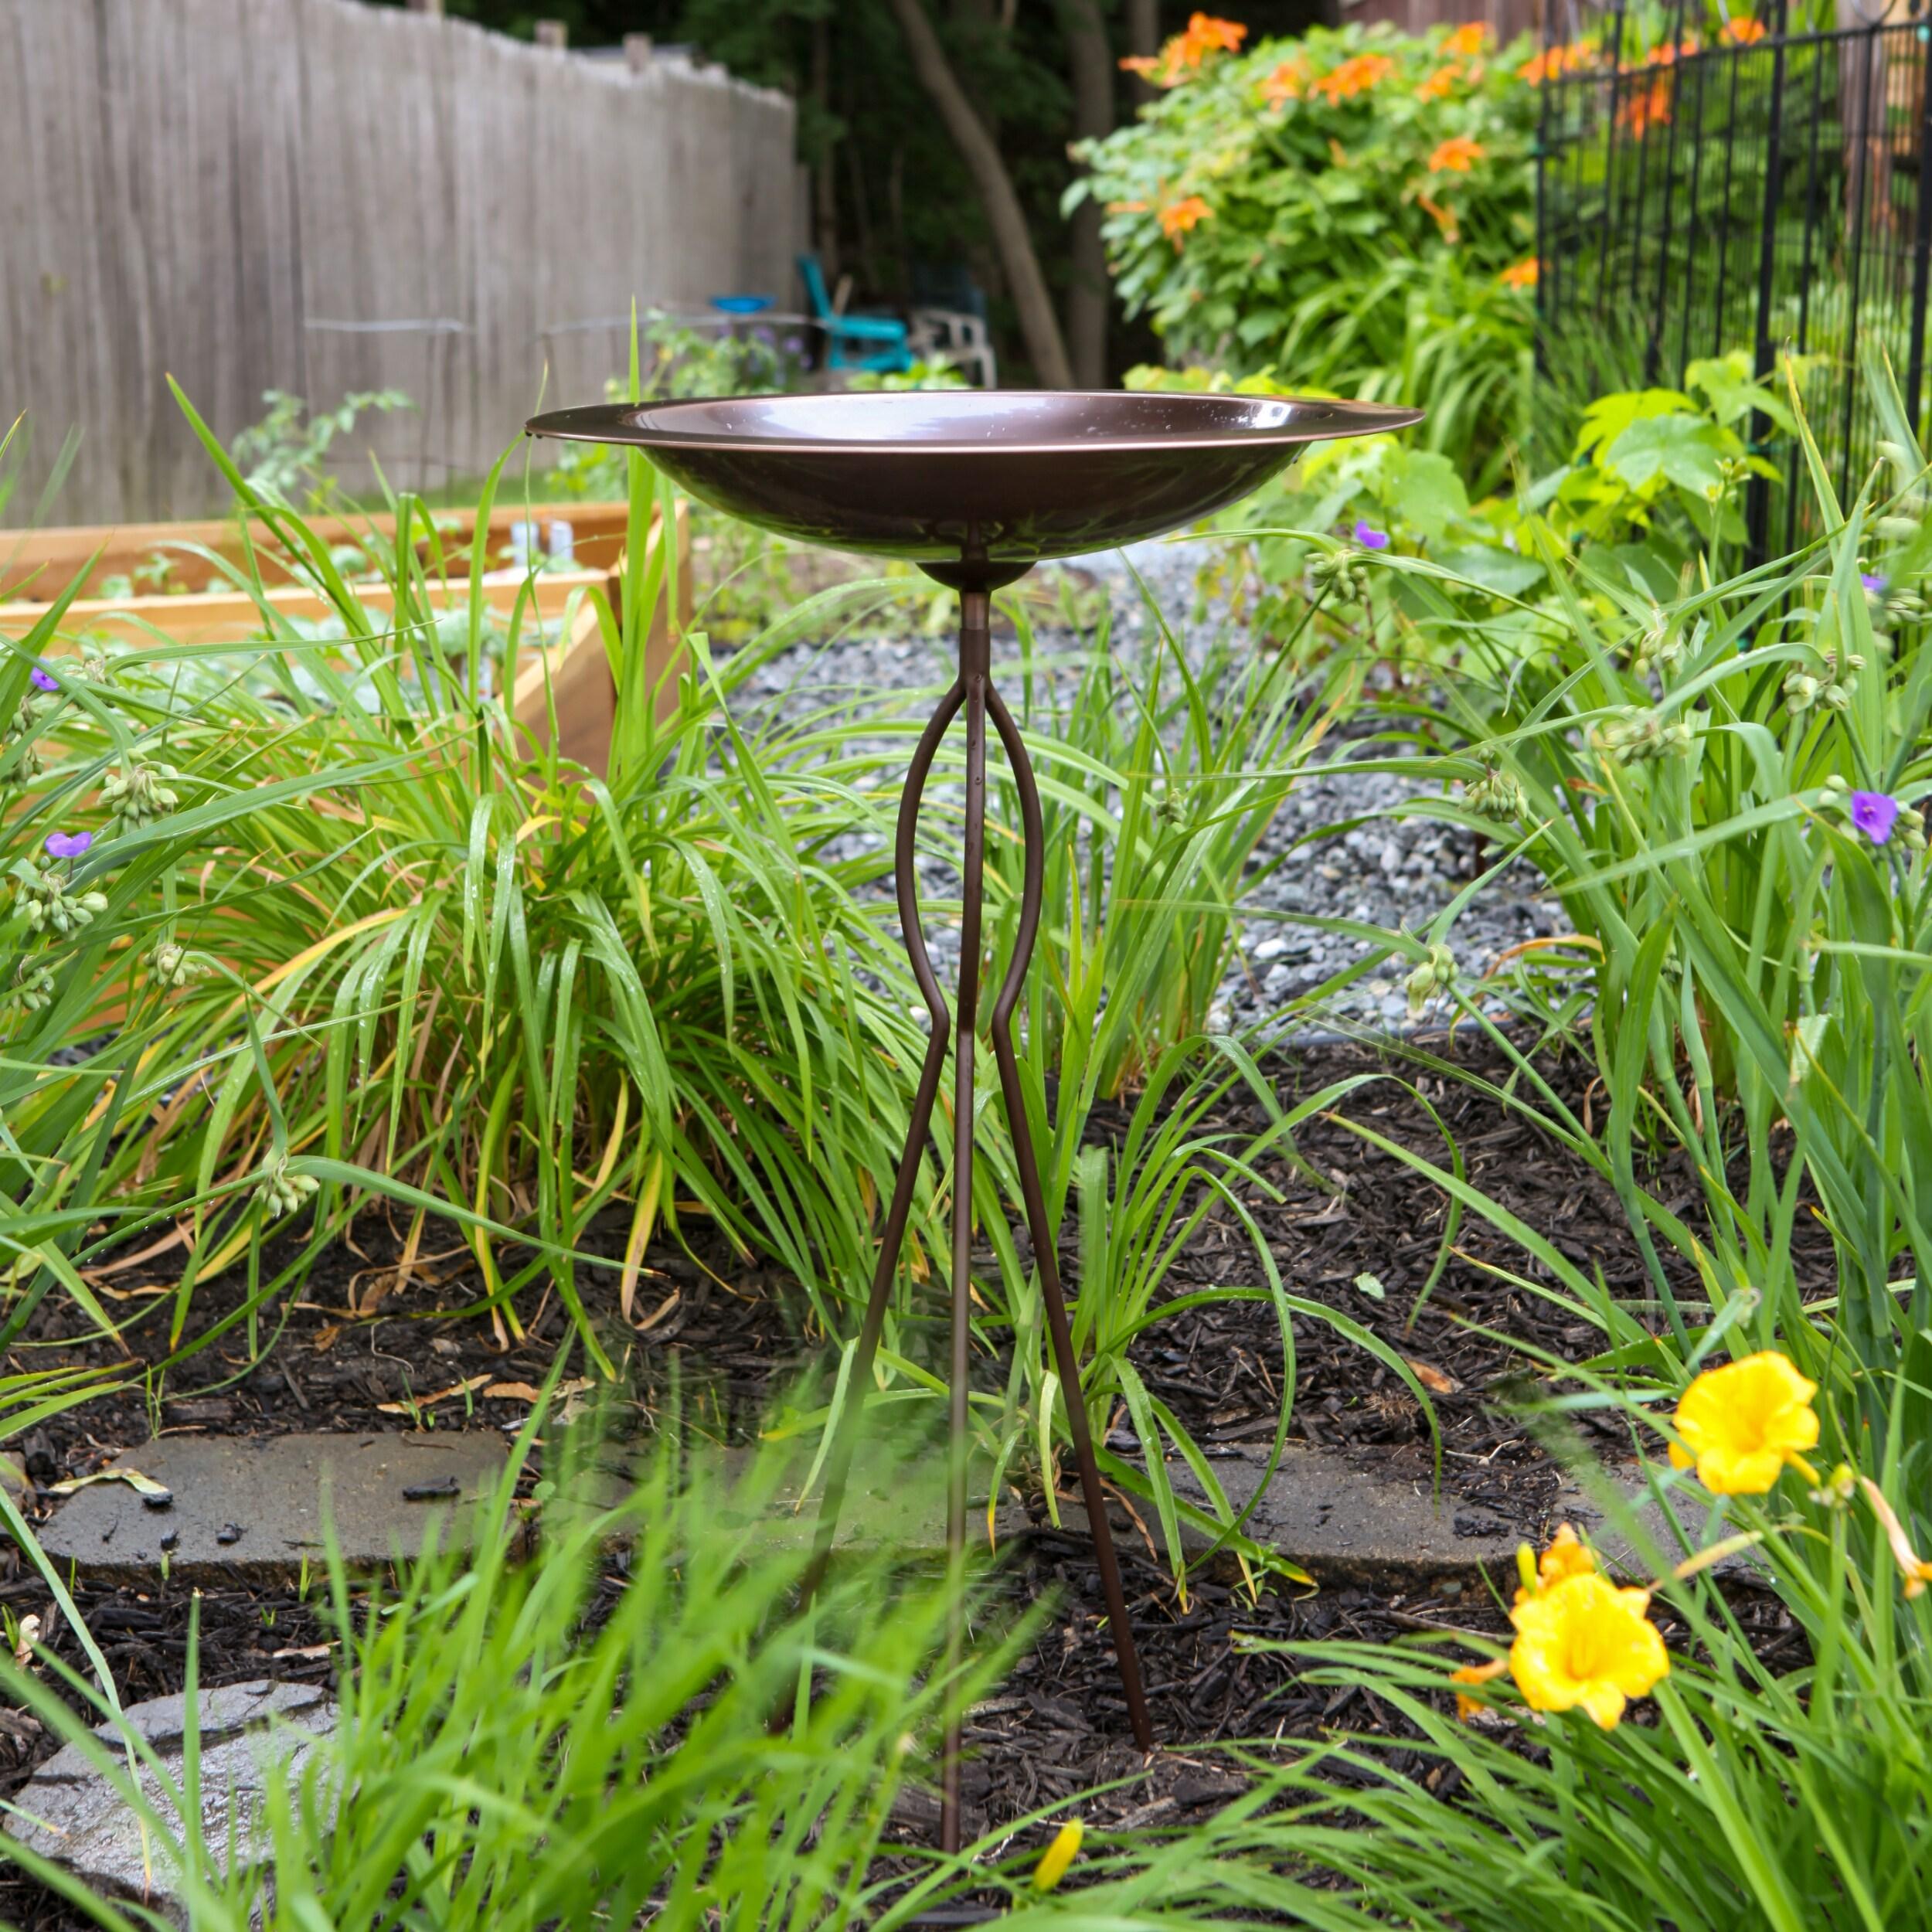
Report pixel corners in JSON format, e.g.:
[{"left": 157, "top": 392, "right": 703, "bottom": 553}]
[{"left": 801, "top": 580, "right": 1154, "bottom": 1855}]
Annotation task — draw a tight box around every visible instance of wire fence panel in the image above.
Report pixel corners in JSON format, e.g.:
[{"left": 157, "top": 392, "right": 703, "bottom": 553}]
[{"left": 1536, "top": 2, "right": 1932, "bottom": 556}]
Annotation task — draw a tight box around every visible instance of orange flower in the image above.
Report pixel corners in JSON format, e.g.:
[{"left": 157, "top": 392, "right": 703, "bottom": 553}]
[
  {"left": 1159, "top": 195, "right": 1213, "bottom": 243},
  {"left": 1619, "top": 73, "right": 1673, "bottom": 135},
  {"left": 1444, "top": 21, "right": 1487, "bottom": 56},
  {"left": 1262, "top": 55, "right": 1308, "bottom": 104},
  {"left": 1179, "top": 11, "right": 1247, "bottom": 57},
  {"left": 1634, "top": 36, "right": 1699, "bottom": 70},
  {"left": 1416, "top": 63, "right": 1461, "bottom": 101},
  {"left": 1522, "top": 39, "right": 1595, "bottom": 83},
  {"left": 1417, "top": 191, "right": 1461, "bottom": 242},
  {"left": 1720, "top": 12, "right": 1767, "bottom": 41},
  {"left": 1313, "top": 51, "right": 1396, "bottom": 101},
  {"left": 1121, "top": 11, "right": 1247, "bottom": 85},
  {"left": 1450, "top": 1656, "right": 1509, "bottom": 1720},
  {"left": 1427, "top": 134, "right": 1485, "bottom": 173},
  {"left": 1499, "top": 255, "right": 1539, "bottom": 288}
]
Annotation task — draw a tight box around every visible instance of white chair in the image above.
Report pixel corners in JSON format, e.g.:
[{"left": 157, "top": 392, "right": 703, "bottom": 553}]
[{"left": 908, "top": 307, "right": 998, "bottom": 386}]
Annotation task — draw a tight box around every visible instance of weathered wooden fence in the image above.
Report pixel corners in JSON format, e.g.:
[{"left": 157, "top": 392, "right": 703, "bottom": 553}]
[
  {"left": 1346, "top": 0, "right": 1543, "bottom": 50},
  {"left": 0, "top": 0, "right": 803, "bottom": 522}
]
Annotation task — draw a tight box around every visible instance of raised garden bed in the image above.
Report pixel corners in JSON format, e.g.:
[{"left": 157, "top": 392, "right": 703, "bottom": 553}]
[{"left": 2, "top": 500, "right": 691, "bottom": 776}]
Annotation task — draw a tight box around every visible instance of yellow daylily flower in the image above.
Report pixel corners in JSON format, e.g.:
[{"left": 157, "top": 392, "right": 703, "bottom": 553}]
[
  {"left": 1861, "top": 1477, "right": 1932, "bottom": 1598},
  {"left": 1509, "top": 1572, "right": 1670, "bottom": 1729},
  {"left": 1668, "top": 1351, "right": 1819, "bottom": 1495},
  {"left": 1032, "top": 1820, "right": 1084, "bottom": 1892},
  {"left": 1514, "top": 1521, "right": 1597, "bottom": 1603}
]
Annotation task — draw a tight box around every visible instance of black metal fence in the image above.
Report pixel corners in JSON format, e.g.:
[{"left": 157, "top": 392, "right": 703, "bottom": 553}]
[{"left": 1536, "top": 1, "right": 1932, "bottom": 556}]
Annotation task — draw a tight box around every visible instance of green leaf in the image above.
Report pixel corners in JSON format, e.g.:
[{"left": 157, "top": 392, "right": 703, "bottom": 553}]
[{"left": 1600, "top": 413, "right": 1730, "bottom": 497}]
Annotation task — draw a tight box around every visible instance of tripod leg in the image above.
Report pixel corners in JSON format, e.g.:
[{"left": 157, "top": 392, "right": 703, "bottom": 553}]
[
  {"left": 984, "top": 679, "right": 1155, "bottom": 1755},
  {"left": 802, "top": 679, "right": 964, "bottom": 1604}
]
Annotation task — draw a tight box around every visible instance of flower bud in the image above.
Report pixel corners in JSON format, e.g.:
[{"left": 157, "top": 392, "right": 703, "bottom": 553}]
[
  {"left": 254, "top": 1157, "right": 320, "bottom": 1219},
  {"left": 101, "top": 762, "right": 181, "bottom": 832},
  {"left": 1464, "top": 767, "right": 1526, "bottom": 821},
  {"left": 1597, "top": 706, "right": 1694, "bottom": 763},
  {"left": 1404, "top": 942, "right": 1458, "bottom": 1018},
  {"left": 1808, "top": 1463, "right": 1856, "bottom": 1509},
  {"left": 10, "top": 964, "right": 53, "bottom": 1012},
  {"left": 151, "top": 940, "right": 202, "bottom": 990},
  {"left": 1310, "top": 548, "right": 1371, "bottom": 602}
]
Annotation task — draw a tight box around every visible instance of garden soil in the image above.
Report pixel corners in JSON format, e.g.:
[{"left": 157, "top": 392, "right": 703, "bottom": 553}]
[{"left": 0, "top": 1032, "right": 1828, "bottom": 1923}]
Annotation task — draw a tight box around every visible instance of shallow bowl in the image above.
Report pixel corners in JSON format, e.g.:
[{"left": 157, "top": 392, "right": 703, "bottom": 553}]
[{"left": 526, "top": 389, "right": 1421, "bottom": 586}]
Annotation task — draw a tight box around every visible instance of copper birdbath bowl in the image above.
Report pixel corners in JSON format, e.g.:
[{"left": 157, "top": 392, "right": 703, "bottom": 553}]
[{"left": 526, "top": 388, "right": 1421, "bottom": 1849}]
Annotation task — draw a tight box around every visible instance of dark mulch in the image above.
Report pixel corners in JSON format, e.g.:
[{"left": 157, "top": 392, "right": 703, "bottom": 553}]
[{"left": 0, "top": 1031, "right": 1833, "bottom": 1920}]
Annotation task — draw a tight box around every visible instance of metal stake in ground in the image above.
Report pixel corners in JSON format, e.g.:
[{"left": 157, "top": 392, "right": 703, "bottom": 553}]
[{"left": 522, "top": 386, "right": 1423, "bottom": 1853}]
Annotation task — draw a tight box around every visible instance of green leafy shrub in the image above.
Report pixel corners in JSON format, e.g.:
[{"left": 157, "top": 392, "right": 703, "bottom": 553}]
[
  {"left": 230, "top": 389, "right": 413, "bottom": 512},
  {"left": 1076, "top": 19, "right": 1539, "bottom": 482},
  {"left": 1133, "top": 351, "right": 1790, "bottom": 679},
  {"left": 1343, "top": 353, "right": 1932, "bottom": 1451}
]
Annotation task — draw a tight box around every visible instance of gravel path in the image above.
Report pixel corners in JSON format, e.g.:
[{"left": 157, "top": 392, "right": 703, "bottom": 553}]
[{"left": 728, "top": 536, "right": 1567, "bottom": 1038}]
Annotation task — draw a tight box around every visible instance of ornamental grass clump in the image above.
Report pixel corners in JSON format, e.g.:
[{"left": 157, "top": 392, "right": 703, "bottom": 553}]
[
  {"left": 0, "top": 376, "right": 935, "bottom": 1374},
  {"left": 0, "top": 1413, "right": 1037, "bottom": 1932}
]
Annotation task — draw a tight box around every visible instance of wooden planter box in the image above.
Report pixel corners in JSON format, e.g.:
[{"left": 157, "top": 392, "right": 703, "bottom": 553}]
[{"left": 0, "top": 500, "right": 689, "bottom": 775}]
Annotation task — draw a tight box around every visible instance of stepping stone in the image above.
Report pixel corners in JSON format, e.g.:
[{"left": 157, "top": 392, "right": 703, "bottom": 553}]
[
  {"left": 740, "top": 1439, "right": 1544, "bottom": 1589},
  {"left": 37, "top": 1432, "right": 509, "bottom": 1585},
  {"left": 3, "top": 1679, "right": 335, "bottom": 1918},
  {"left": 1553, "top": 1473, "right": 1764, "bottom": 1584},
  {"left": 1049, "top": 1444, "right": 1541, "bottom": 1590},
  {"left": 700, "top": 1441, "right": 1024, "bottom": 1552}
]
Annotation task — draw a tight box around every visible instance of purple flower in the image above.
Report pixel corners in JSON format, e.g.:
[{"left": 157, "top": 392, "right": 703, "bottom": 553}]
[
  {"left": 1851, "top": 791, "right": 1901, "bottom": 845},
  {"left": 1354, "top": 519, "right": 1391, "bottom": 550},
  {"left": 29, "top": 665, "right": 58, "bottom": 692},
  {"left": 43, "top": 830, "right": 93, "bottom": 860},
  {"left": 1862, "top": 572, "right": 1886, "bottom": 596}
]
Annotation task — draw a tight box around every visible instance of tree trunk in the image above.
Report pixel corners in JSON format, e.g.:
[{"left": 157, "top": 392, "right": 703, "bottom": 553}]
[
  {"left": 1124, "top": 0, "right": 1161, "bottom": 107},
  {"left": 811, "top": 13, "right": 840, "bottom": 284},
  {"left": 1055, "top": 0, "right": 1114, "bottom": 387},
  {"left": 883, "top": 0, "right": 1075, "bottom": 389}
]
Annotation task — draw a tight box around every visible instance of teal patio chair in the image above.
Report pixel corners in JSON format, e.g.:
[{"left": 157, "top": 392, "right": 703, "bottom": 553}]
[{"left": 798, "top": 253, "right": 913, "bottom": 375}]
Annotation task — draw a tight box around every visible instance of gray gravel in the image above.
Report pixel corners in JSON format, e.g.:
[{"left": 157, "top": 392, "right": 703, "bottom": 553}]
[{"left": 729, "top": 536, "right": 1566, "bottom": 1039}]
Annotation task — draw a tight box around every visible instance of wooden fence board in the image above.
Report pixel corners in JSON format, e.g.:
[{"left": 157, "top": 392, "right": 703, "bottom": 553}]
[{"left": 0, "top": 0, "right": 801, "bottom": 526}]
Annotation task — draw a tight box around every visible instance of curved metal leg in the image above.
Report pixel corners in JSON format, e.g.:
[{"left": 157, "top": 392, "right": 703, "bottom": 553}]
[
  {"left": 985, "top": 681, "right": 1154, "bottom": 1755},
  {"left": 805, "top": 585, "right": 1155, "bottom": 1857},
  {"left": 802, "top": 678, "right": 964, "bottom": 1607}
]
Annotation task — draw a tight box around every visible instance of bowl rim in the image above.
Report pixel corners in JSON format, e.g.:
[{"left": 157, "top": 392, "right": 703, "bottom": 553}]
[{"left": 524, "top": 390, "right": 1424, "bottom": 457}]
